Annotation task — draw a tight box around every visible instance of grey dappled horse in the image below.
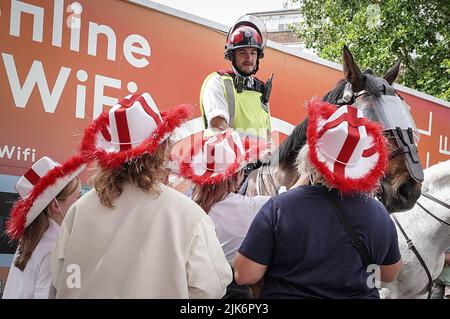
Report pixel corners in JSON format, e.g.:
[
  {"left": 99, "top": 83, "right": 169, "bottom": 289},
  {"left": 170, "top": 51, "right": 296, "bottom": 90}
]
[{"left": 381, "top": 160, "right": 450, "bottom": 299}]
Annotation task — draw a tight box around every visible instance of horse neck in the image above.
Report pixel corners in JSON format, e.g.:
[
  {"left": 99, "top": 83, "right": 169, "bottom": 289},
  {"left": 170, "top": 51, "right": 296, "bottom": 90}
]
[
  {"left": 411, "top": 177, "right": 450, "bottom": 254},
  {"left": 422, "top": 160, "right": 450, "bottom": 195},
  {"left": 423, "top": 160, "right": 450, "bottom": 245},
  {"left": 275, "top": 118, "right": 308, "bottom": 176},
  {"left": 393, "top": 172, "right": 450, "bottom": 258},
  {"left": 423, "top": 185, "right": 450, "bottom": 251}
]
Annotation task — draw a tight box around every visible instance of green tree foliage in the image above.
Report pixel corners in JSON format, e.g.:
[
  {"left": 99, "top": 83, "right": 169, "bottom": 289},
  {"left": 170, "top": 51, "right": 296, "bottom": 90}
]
[{"left": 291, "top": 0, "right": 450, "bottom": 101}]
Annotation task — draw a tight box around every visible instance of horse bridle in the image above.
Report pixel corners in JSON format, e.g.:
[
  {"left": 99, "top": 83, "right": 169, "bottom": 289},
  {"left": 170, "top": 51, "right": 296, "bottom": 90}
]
[
  {"left": 336, "top": 85, "right": 442, "bottom": 298},
  {"left": 340, "top": 88, "right": 400, "bottom": 158},
  {"left": 256, "top": 163, "right": 278, "bottom": 196},
  {"left": 392, "top": 192, "right": 450, "bottom": 299},
  {"left": 336, "top": 83, "right": 424, "bottom": 183}
]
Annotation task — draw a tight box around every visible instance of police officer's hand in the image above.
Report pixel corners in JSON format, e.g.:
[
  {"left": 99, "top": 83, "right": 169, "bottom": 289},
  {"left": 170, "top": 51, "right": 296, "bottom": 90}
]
[{"left": 210, "top": 116, "right": 229, "bottom": 131}]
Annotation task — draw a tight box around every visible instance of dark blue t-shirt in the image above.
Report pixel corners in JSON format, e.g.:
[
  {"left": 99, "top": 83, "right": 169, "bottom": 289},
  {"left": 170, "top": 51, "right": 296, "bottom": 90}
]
[{"left": 238, "top": 185, "right": 400, "bottom": 299}]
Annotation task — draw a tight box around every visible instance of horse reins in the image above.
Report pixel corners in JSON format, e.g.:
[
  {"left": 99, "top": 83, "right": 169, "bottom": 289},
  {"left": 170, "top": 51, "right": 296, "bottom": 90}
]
[
  {"left": 421, "top": 192, "right": 450, "bottom": 212},
  {"left": 266, "top": 165, "right": 278, "bottom": 194},
  {"left": 387, "top": 128, "right": 414, "bottom": 160},
  {"left": 392, "top": 192, "right": 450, "bottom": 299}
]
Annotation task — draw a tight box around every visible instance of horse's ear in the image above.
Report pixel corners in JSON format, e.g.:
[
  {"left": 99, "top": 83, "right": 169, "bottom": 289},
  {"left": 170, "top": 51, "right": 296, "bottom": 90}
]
[
  {"left": 342, "top": 45, "right": 365, "bottom": 92},
  {"left": 383, "top": 60, "right": 401, "bottom": 85}
]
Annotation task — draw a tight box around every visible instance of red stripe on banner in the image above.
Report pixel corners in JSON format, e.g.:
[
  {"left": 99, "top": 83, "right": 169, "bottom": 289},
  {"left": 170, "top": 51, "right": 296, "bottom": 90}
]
[
  {"left": 226, "top": 134, "right": 240, "bottom": 161},
  {"left": 362, "top": 145, "right": 377, "bottom": 157},
  {"left": 24, "top": 168, "right": 41, "bottom": 185},
  {"left": 334, "top": 107, "right": 360, "bottom": 176},
  {"left": 317, "top": 107, "right": 365, "bottom": 140},
  {"left": 100, "top": 117, "right": 112, "bottom": 142},
  {"left": 119, "top": 94, "right": 140, "bottom": 108},
  {"left": 115, "top": 107, "right": 132, "bottom": 151},
  {"left": 119, "top": 94, "right": 162, "bottom": 125},
  {"left": 136, "top": 95, "right": 162, "bottom": 125},
  {"left": 189, "top": 134, "right": 196, "bottom": 157},
  {"left": 205, "top": 133, "right": 228, "bottom": 171},
  {"left": 202, "top": 170, "right": 214, "bottom": 180},
  {"left": 206, "top": 143, "right": 216, "bottom": 171}
]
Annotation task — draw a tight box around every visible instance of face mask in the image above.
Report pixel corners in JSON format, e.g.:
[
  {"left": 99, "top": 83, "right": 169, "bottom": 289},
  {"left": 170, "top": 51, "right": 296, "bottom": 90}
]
[{"left": 53, "top": 199, "right": 65, "bottom": 219}]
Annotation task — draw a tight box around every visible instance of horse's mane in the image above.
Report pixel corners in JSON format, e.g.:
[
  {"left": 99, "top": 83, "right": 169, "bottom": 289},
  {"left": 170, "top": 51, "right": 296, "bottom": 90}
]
[
  {"left": 276, "top": 69, "right": 383, "bottom": 169},
  {"left": 274, "top": 118, "right": 308, "bottom": 170},
  {"left": 422, "top": 160, "right": 450, "bottom": 193}
]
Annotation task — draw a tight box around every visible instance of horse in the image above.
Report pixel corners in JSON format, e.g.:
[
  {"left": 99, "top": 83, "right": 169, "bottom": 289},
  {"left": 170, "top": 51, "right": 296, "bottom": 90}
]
[
  {"left": 245, "top": 45, "right": 423, "bottom": 213},
  {"left": 380, "top": 160, "right": 450, "bottom": 299}
]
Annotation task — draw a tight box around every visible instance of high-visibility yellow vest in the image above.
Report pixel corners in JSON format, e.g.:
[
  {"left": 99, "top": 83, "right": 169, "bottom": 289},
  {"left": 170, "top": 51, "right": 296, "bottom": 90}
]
[{"left": 200, "top": 71, "right": 271, "bottom": 138}]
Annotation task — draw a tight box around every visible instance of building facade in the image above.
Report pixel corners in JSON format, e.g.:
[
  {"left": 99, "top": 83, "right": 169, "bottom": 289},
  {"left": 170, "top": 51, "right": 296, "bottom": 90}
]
[{"left": 249, "top": 1, "right": 314, "bottom": 53}]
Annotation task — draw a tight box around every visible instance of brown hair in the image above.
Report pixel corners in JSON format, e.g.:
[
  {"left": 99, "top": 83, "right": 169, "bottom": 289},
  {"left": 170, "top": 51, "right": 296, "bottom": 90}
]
[
  {"left": 14, "top": 177, "right": 80, "bottom": 271},
  {"left": 192, "top": 172, "right": 241, "bottom": 213},
  {"left": 92, "top": 141, "right": 169, "bottom": 208}
]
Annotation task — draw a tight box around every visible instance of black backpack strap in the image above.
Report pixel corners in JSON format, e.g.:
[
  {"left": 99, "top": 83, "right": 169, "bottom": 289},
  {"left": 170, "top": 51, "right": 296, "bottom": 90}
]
[{"left": 320, "top": 188, "right": 373, "bottom": 268}]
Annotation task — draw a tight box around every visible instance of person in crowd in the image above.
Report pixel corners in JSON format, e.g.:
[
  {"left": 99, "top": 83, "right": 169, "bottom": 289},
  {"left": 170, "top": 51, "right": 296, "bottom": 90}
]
[
  {"left": 3, "top": 156, "right": 84, "bottom": 299},
  {"left": 200, "top": 14, "right": 272, "bottom": 140},
  {"left": 200, "top": 15, "right": 274, "bottom": 193},
  {"left": 179, "top": 129, "right": 270, "bottom": 298},
  {"left": 234, "top": 101, "right": 403, "bottom": 298},
  {"left": 50, "top": 92, "right": 232, "bottom": 298}
]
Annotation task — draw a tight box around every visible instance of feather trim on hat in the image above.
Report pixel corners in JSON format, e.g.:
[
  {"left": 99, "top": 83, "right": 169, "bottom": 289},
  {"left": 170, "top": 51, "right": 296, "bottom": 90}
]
[
  {"left": 178, "top": 134, "right": 267, "bottom": 185},
  {"left": 306, "top": 100, "right": 388, "bottom": 194},
  {"left": 7, "top": 155, "right": 86, "bottom": 241},
  {"left": 79, "top": 104, "right": 192, "bottom": 169}
]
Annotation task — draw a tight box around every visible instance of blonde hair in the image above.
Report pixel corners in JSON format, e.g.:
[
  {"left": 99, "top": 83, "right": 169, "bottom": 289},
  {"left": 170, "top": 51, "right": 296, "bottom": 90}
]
[
  {"left": 92, "top": 141, "right": 169, "bottom": 208},
  {"left": 14, "top": 178, "right": 80, "bottom": 271},
  {"left": 297, "top": 144, "right": 379, "bottom": 195},
  {"left": 192, "top": 173, "right": 241, "bottom": 213},
  {"left": 295, "top": 144, "right": 329, "bottom": 187}
]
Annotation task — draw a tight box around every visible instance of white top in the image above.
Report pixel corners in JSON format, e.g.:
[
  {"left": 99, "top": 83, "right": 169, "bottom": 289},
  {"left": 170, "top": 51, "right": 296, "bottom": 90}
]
[
  {"left": 201, "top": 67, "right": 254, "bottom": 127},
  {"left": 3, "top": 218, "right": 60, "bottom": 299},
  {"left": 51, "top": 183, "right": 232, "bottom": 298},
  {"left": 208, "top": 192, "right": 270, "bottom": 265}
]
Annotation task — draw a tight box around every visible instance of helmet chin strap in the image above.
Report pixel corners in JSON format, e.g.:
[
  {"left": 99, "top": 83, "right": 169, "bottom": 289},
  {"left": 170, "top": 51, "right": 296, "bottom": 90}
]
[
  {"left": 253, "top": 57, "right": 260, "bottom": 74},
  {"left": 230, "top": 53, "right": 259, "bottom": 76}
]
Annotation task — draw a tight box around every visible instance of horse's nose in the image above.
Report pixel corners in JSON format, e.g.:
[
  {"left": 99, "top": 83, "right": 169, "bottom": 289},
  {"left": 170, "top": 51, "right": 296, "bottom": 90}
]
[{"left": 396, "top": 177, "right": 421, "bottom": 210}]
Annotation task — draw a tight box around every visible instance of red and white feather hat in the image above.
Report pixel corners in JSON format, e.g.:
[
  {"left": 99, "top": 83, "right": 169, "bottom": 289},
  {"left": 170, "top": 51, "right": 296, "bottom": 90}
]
[
  {"left": 306, "top": 100, "right": 388, "bottom": 193},
  {"left": 79, "top": 92, "right": 191, "bottom": 169},
  {"left": 7, "top": 156, "right": 86, "bottom": 240},
  {"left": 179, "top": 130, "right": 268, "bottom": 185}
]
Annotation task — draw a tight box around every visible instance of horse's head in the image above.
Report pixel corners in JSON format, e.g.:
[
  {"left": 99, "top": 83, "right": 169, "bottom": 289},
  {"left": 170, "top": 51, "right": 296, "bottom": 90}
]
[{"left": 324, "top": 46, "right": 424, "bottom": 212}]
